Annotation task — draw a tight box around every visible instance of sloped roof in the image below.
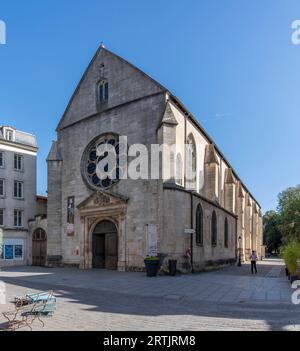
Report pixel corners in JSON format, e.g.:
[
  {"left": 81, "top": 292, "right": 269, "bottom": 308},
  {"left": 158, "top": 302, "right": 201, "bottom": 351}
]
[
  {"left": 47, "top": 141, "right": 62, "bottom": 161},
  {"left": 53, "top": 45, "right": 261, "bottom": 209},
  {"left": 56, "top": 44, "right": 167, "bottom": 131},
  {"left": 0, "top": 126, "right": 37, "bottom": 148}
]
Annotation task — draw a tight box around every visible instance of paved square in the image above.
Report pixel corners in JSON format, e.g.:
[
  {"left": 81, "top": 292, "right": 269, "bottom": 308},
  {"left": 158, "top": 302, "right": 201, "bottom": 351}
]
[{"left": 0, "top": 259, "right": 299, "bottom": 331}]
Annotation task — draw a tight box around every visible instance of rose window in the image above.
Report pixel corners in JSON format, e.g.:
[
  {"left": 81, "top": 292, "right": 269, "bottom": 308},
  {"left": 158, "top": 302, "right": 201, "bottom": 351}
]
[{"left": 81, "top": 134, "right": 126, "bottom": 190}]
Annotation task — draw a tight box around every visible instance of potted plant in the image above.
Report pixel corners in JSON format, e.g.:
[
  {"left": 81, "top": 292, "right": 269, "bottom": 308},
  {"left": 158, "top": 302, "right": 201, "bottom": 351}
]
[
  {"left": 281, "top": 241, "right": 300, "bottom": 284},
  {"left": 144, "top": 256, "right": 161, "bottom": 277}
]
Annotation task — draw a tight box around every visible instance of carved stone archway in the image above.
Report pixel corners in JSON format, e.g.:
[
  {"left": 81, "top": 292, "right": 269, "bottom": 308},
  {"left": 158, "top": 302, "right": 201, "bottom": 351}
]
[{"left": 77, "top": 190, "right": 128, "bottom": 271}]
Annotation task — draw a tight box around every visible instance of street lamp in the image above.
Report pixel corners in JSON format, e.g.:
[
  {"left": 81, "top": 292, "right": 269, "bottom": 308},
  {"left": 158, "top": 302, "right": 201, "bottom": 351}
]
[{"left": 238, "top": 236, "right": 242, "bottom": 267}]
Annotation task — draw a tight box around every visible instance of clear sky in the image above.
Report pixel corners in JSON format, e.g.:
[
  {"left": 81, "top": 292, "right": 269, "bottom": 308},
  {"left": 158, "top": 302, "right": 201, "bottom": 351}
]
[{"left": 1, "top": 0, "right": 300, "bottom": 212}]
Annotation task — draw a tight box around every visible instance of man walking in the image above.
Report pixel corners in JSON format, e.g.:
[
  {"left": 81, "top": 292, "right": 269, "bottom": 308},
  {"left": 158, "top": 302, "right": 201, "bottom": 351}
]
[{"left": 250, "top": 251, "right": 258, "bottom": 274}]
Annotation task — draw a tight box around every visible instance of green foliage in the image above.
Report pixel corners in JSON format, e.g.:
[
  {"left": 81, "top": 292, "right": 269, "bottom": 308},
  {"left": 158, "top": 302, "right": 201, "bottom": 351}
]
[
  {"left": 263, "top": 210, "right": 282, "bottom": 254},
  {"left": 264, "top": 185, "right": 300, "bottom": 251},
  {"left": 281, "top": 241, "right": 300, "bottom": 275},
  {"left": 144, "top": 257, "right": 160, "bottom": 261},
  {"left": 277, "top": 185, "right": 300, "bottom": 243}
]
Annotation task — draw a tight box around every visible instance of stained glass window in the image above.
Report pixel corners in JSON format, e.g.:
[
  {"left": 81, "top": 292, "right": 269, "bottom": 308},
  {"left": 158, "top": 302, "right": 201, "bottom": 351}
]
[
  {"left": 81, "top": 134, "right": 126, "bottom": 190},
  {"left": 196, "top": 204, "right": 204, "bottom": 246},
  {"left": 211, "top": 211, "right": 217, "bottom": 246},
  {"left": 98, "top": 81, "right": 109, "bottom": 104},
  {"left": 224, "top": 218, "right": 229, "bottom": 248}
]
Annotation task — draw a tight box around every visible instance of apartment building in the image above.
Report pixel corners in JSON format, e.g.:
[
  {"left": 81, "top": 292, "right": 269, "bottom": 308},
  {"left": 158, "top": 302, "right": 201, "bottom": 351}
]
[{"left": 0, "top": 125, "right": 37, "bottom": 266}]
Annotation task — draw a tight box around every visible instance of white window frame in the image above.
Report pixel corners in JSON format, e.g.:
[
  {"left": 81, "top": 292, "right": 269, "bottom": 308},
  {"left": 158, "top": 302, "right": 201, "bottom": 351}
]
[
  {"left": 14, "top": 154, "right": 23, "bottom": 171},
  {"left": 3, "top": 128, "right": 15, "bottom": 142},
  {"left": 14, "top": 181, "right": 24, "bottom": 199},
  {"left": 13, "top": 209, "right": 23, "bottom": 228}
]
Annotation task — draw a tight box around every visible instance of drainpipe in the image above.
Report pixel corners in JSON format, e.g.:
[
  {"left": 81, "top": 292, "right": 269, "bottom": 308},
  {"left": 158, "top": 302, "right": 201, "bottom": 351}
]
[
  {"left": 184, "top": 115, "right": 187, "bottom": 188},
  {"left": 184, "top": 113, "right": 194, "bottom": 273},
  {"left": 190, "top": 192, "right": 194, "bottom": 273},
  {"left": 235, "top": 216, "right": 238, "bottom": 262}
]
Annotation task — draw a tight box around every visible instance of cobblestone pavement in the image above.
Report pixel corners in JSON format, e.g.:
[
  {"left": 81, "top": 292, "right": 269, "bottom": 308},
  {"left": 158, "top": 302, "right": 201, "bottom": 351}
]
[{"left": 0, "top": 259, "right": 299, "bottom": 331}]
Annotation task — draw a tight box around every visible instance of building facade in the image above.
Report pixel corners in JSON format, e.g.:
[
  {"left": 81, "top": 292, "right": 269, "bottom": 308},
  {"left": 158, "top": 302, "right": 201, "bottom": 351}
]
[
  {"left": 0, "top": 126, "right": 38, "bottom": 266},
  {"left": 30, "top": 45, "right": 263, "bottom": 272}
]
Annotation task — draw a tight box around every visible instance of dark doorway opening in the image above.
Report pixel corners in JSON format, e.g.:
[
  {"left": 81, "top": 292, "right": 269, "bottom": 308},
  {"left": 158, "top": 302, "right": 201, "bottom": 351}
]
[
  {"left": 32, "top": 228, "right": 47, "bottom": 267},
  {"left": 92, "top": 220, "right": 118, "bottom": 270}
]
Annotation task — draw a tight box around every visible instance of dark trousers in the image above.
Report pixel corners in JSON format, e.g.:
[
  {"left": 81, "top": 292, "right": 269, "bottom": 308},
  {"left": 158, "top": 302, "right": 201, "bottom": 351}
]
[{"left": 251, "top": 261, "right": 257, "bottom": 274}]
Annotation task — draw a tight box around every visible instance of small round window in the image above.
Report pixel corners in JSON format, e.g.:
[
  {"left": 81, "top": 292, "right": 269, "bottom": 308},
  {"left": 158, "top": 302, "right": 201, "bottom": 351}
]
[{"left": 81, "top": 133, "right": 126, "bottom": 190}]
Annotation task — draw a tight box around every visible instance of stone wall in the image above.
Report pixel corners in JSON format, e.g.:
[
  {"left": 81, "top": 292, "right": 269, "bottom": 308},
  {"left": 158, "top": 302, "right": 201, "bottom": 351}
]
[{"left": 160, "top": 186, "right": 237, "bottom": 273}]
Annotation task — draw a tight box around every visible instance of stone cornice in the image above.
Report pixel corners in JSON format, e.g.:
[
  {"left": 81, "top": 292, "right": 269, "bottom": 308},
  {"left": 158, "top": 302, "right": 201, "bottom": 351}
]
[
  {"left": 163, "top": 183, "right": 238, "bottom": 219},
  {"left": 0, "top": 139, "right": 38, "bottom": 153}
]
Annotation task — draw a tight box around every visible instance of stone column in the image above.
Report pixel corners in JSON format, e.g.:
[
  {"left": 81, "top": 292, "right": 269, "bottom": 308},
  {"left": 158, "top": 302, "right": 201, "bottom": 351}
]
[
  {"left": 204, "top": 144, "right": 219, "bottom": 202},
  {"left": 161, "top": 103, "right": 178, "bottom": 183},
  {"left": 257, "top": 210, "right": 263, "bottom": 259},
  {"left": 245, "top": 194, "right": 252, "bottom": 260},
  {"left": 46, "top": 141, "right": 63, "bottom": 267},
  {"left": 118, "top": 213, "right": 127, "bottom": 272},
  {"left": 236, "top": 182, "right": 245, "bottom": 261},
  {"left": 224, "top": 168, "right": 236, "bottom": 213},
  {"left": 252, "top": 204, "right": 259, "bottom": 254}
]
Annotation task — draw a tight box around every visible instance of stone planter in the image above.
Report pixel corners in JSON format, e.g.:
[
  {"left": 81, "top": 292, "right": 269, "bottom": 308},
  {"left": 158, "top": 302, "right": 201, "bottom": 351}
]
[{"left": 144, "top": 258, "right": 160, "bottom": 277}]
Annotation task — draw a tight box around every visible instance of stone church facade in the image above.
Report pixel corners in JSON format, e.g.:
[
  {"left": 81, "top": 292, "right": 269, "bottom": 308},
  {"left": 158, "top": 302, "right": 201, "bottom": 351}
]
[{"left": 30, "top": 45, "right": 263, "bottom": 272}]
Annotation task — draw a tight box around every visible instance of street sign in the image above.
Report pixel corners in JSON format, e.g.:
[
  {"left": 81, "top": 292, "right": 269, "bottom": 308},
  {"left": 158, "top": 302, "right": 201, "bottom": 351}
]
[{"left": 184, "top": 229, "right": 195, "bottom": 235}]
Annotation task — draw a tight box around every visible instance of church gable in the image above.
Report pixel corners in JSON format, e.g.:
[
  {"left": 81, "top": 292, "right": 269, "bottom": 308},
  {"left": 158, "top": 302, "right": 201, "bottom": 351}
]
[
  {"left": 57, "top": 45, "right": 167, "bottom": 131},
  {"left": 77, "top": 189, "right": 128, "bottom": 211}
]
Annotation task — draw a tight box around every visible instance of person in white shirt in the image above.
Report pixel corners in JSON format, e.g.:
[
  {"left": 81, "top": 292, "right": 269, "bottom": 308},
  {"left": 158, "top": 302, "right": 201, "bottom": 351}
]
[{"left": 250, "top": 251, "right": 258, "bottom": 274}]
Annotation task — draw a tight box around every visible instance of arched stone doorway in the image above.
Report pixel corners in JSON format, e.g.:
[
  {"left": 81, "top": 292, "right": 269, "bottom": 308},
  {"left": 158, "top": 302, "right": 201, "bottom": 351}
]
[
  {"left": 92, "top": 220, "right": 118, "bottom": 270},
  {"left": 32, "top": 228, "right": 47, "bottom": 267}
]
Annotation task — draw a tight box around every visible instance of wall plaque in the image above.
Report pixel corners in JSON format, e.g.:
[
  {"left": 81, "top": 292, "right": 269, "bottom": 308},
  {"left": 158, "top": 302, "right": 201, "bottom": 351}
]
[
  {"left": 147, "top": 224, "right": 158, "bottom": 257},
  {"left": 67, "top": 196, "right": 75, "bottom": 236}
]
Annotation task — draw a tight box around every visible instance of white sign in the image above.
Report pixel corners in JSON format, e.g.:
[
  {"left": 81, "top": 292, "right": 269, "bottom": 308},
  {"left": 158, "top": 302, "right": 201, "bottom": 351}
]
[
  {"left": 184, "top": 229, "right": 195, "bottom": 235},
  {"left": 147, "top": 224, "right": 157, "bottom": 257}
]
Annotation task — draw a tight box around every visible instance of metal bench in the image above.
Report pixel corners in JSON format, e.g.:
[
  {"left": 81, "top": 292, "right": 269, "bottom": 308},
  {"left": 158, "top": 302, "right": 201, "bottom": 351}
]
[
  {"left": 15, "top": 291, "right": 56, "bottom": 315},
  {"left": 1, "top": 291, "right": 56, "bottom": 331},
  {"left": 1, "top": 300, "right": 49, "bottom": 331}
]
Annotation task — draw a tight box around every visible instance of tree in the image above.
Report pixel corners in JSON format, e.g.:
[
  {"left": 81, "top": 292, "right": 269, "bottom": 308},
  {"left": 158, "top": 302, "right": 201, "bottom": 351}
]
[
  {"left": 277, "top": 185, "right": 300, "bottom": 243},
  {"left": 263, "top": 210, "right": 282, "bottom": 254}
]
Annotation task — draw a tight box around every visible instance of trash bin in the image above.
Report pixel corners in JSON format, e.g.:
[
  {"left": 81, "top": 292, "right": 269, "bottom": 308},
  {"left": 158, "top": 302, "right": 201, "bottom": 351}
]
[{"left": 169, "top": 259, "right": 177, "bottom": 276}]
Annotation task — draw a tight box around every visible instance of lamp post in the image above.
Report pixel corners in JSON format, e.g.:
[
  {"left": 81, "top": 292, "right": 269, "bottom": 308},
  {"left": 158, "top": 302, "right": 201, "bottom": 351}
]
[{"left": 238, "top": 236, "right": 242, "bottom": 267}]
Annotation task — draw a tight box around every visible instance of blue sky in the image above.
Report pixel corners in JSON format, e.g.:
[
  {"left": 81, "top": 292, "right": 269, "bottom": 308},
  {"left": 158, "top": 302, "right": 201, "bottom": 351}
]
[{"left": 0, "top": 0, "right": 300, "bottom": 212}]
